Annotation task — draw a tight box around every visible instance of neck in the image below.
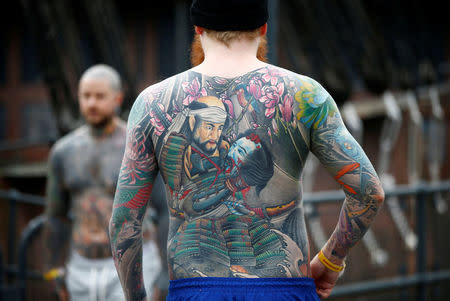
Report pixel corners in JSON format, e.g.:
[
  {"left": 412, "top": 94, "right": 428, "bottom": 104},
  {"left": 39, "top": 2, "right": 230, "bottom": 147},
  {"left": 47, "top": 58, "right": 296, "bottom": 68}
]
[
  {"left": 193, "top": 36, "right": 267, "bottom": 78},
  {"left": 88, "top": 116, "right": 117, "bottom": 138}
]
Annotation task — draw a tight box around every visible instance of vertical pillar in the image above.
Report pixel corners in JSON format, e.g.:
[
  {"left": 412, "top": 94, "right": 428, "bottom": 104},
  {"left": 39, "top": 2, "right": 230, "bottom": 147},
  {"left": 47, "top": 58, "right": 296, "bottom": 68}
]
[
  {"left": 175, "top": 0, "right": 191, "bottom": 73},
  {"left": 267, "top": 0, "right": 279, "bottom": 65},
  {"left": 416, "top": 188, "right": 427, "bottom": 301}
]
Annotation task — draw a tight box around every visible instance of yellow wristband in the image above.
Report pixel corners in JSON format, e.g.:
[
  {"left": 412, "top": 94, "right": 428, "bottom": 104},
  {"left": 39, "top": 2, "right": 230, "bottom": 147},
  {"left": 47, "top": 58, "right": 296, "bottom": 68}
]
[
  {"left": 318, "top": 250, "right": 345, "bottom": 272},
  {"left": 43, "top": 268, "right": 64, "bottom": 281}
]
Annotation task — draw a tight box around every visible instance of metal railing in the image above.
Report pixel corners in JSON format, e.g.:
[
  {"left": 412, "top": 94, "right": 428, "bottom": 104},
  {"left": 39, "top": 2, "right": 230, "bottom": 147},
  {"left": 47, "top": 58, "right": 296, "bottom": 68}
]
[
  {"left": 302, "top": 180, "right": 450, "bottom": 300},
  {"left": 0, "top": 248, "right": 3, "bottom": 301},
  {"left": 0, "top": 190, "right": 45, "bottom": 301},
  {"left": 1, "top": 181, "right": 450, "bottom": 300},
  {"left": 0, "top": 190, "right": 45, "bottom": 269}
]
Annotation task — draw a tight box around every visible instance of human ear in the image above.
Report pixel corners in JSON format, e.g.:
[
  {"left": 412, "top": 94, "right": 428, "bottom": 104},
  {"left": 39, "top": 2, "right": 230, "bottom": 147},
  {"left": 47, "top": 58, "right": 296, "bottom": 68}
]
[
  {"left": 115, "top": 91, "right": 124, "bottom": 107},
  {"left": 260, "top": 23, "right": 267, "bottom": 36},
  {"left": 194, "top": 26, "right": 204, "bottom": 35}
]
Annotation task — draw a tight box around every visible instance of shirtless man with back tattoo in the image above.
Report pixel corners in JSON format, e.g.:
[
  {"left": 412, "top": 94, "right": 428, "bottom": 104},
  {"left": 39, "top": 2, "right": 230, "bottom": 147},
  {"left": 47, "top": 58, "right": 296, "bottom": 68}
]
[{"left": 110, "top": 1, "right": 385, "bottom": 300}]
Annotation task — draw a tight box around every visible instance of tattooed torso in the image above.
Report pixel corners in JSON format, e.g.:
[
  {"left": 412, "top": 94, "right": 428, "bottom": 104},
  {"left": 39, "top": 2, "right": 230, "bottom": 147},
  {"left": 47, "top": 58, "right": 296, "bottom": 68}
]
[
  {"left": 49, "top": 122, "right": 127, "bottom": 258},
  {"left": 111, "top": 64, "right": 383, "bottom": 298}
]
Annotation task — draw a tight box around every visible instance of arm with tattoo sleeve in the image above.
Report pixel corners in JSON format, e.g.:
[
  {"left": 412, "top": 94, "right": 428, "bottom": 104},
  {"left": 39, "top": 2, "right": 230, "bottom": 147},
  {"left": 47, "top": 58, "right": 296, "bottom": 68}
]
[
  {"left": 109, "top": 94, "right": 159, "bottom": 301},
  {"left": 43, "top": 146, "right": 71, "bottom": 299},
  {"left": 296, "top": 80, "right": 385, "bottom": 298}
]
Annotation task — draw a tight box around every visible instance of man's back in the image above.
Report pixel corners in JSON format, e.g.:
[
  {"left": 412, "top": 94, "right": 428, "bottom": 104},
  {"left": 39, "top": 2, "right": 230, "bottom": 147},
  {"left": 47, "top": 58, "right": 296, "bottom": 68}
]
[
  {"left": 111, "top": 2, "right": 384, "bottom": 299},
  {"left": 115, "top": 64, "right": 382, "bottom": 279}
]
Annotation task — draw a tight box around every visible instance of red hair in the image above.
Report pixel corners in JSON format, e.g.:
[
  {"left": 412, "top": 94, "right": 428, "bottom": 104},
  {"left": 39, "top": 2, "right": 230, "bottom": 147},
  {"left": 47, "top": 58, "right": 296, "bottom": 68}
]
[{"left": 190, "top": 28, "right": 268, "bottom": 67}]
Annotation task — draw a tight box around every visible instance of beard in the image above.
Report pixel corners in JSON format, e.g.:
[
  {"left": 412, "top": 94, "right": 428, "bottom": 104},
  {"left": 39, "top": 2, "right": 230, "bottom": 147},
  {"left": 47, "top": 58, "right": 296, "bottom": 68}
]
[
  {"left": 190, "top": 34, "right": 268, "bottom": 67},
  {"left": 86, "top": 114, "right": 113, "bottom": 130},
  {"left": 193, "top": 135, "right": 221, "bottom": 156}
]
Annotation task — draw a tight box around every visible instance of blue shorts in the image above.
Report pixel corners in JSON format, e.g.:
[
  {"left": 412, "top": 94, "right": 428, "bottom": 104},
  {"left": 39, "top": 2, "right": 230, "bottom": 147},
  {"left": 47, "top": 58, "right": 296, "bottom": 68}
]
[{"left": 167, "top": 277, "right": 320, "bottom": 301}]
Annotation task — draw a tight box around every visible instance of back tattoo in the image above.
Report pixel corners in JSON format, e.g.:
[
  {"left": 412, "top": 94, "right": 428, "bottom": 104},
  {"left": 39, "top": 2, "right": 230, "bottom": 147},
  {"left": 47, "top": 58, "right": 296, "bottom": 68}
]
[{"left": 111, "top": 64, "right": 382, "bottom": 284}]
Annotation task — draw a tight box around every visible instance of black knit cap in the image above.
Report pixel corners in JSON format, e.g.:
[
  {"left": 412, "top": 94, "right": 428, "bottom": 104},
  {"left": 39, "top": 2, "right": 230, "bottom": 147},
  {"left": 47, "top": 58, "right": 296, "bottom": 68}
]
[{"left": 190, "top": 0, "right": 269, "bottom": 31}]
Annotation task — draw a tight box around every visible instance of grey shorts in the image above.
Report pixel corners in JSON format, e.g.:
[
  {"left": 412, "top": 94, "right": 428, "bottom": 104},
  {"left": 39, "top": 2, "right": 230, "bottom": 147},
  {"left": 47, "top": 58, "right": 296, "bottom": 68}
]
[{"left": 66, "top": 241, "right": 162, "bottom": 301}]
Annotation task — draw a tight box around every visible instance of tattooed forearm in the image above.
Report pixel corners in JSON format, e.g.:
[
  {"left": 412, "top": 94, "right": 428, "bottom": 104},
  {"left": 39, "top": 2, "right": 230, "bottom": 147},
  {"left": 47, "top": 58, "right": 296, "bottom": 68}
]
[
  {"left": 43, "top": 217, "right": 71, "bottom": 268},
  {"left": 44, "top": 149, "right": 71, "bottom": 269},
  {"left": 320, "top": 128, "right": 384, "bottom": 260},
  {"left": 110, "top": 208, "right": 148, "bottom": 300},
  {"left": 296, "top": 81, "right": 384, "bottom": 262},
  {"left": 110, "top": 93, "right": 158, "bottom": 301}
]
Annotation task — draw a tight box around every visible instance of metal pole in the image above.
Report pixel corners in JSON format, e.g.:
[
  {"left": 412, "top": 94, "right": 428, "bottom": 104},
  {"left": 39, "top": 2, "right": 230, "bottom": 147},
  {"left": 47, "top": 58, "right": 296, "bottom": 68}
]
[
  {"left": 427, "top": 86, "right": 447, "bottom": 214},
  {"left": 0, "top": 248, "right": 3, "bottom": 301},
  {"left": 0, "top": 190, "right": 46, "bottom": 206},
  {"left": 267, "top": 0, "right": 279, "bottom": 65},
  {"left": 330, "top": 269, "right": 450, "bottom": 298},
  {"left": 7, "top": 194, "right": 17, "bottom": 267},
  {"left": 17, "top": 215, "right": 46, "bottom": 301},
  {"left": 416, "top": 189, "right": 427, "bottom": 301},
  {"left": 175, "top": 0, "right": 191, "bottom": 73}
]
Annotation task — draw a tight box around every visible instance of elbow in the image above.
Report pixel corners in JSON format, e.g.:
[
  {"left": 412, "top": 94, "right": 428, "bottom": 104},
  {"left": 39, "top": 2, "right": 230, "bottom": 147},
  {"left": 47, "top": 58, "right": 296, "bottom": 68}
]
[
  {"left": 108, "top": 216, "right": 119, "bottom": 247},
  {"left": 108, "top": 218, "right": 113, "bottom": 238},
  {"left": 373, "top": 183, "right": 385, "bottom": 211},
  {"left": 358, "top": 180, "right": 384, "bottom": 213}
]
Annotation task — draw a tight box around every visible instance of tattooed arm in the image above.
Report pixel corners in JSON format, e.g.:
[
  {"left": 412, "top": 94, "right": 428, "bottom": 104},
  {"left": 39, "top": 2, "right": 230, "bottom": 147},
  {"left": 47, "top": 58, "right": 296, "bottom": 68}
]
[
  {"left": 109, "top": 93, "right": 159, "bottom": 301},
  {"left": 43, "top": 145, "right": 71, "bottom": 300},
  {"left": 296, "top": 80, "right": 384, "bottom": 298}
]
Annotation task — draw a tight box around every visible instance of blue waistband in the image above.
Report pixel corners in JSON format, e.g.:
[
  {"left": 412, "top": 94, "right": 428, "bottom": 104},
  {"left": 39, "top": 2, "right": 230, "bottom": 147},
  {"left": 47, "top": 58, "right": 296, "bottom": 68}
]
[{"left": 169, "top": 277, "right": 316, "bottom": 291}]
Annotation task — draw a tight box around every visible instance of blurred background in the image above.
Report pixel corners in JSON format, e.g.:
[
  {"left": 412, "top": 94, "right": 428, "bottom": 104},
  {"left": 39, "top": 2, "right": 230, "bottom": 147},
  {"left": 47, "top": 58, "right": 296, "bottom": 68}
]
[{"left": 0, "top": 0, "right": 449, "bottom": 300}]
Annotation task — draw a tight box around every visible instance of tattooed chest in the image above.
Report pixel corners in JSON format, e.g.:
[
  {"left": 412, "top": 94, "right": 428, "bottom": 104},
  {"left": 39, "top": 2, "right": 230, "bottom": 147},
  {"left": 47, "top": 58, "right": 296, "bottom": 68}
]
[
  {"left": 71, "top": 191, "right": 114, "bottom": 258},
  {"left": 62, "top": 145, "right": 123, "bottom": 195}
]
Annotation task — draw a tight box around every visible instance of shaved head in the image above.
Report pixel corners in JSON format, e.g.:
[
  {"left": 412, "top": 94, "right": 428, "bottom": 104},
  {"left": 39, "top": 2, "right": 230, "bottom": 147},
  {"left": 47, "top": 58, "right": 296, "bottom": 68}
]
[
  {"left": 80, "top": 64, "right": 122, "bottom": 92},
  {"left": 78, "top": 64, "right": 124, "bottom": 128}
]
